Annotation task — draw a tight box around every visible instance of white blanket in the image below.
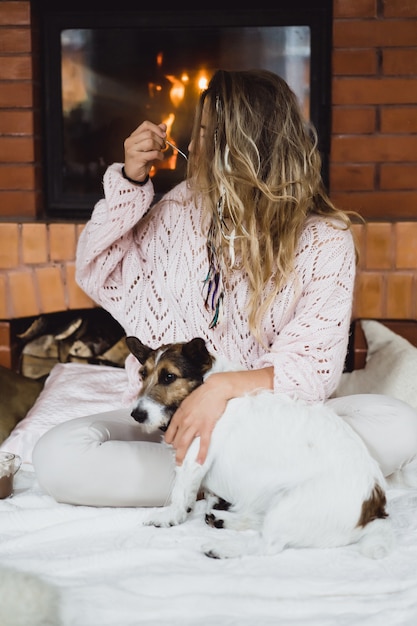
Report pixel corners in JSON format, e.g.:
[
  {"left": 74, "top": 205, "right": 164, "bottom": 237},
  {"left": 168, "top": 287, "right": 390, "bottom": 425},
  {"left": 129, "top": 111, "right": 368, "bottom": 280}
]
[{"left": 1, "top": 363, "right": 417, "bottom": 626}]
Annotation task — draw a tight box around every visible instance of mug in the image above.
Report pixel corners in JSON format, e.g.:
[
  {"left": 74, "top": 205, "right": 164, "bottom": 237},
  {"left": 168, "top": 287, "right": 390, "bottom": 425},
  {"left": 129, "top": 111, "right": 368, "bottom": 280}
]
[{"left": 0, "top": 451, "right": 22, "bottom": 499}]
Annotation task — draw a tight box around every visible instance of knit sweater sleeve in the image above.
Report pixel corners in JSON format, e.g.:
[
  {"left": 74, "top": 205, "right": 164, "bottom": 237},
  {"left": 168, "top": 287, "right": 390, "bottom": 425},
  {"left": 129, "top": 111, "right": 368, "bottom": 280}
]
[
  {"left": 75, "top": 163, "right": 156, "bottom": 317},
  {"left": 253, "top": 218, "right": 356, "bottom": 402}
]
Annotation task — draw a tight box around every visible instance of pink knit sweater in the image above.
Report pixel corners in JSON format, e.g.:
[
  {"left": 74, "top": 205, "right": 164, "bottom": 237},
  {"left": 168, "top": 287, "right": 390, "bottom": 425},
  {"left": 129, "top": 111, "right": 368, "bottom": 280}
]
[{"left": 76, "top": 163, "right": 356, "bottom": 405}]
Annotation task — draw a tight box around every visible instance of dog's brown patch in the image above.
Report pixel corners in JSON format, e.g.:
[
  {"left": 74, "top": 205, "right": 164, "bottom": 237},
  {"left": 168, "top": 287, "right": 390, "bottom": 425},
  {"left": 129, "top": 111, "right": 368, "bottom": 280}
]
[
  {"left": 140, "top": 355, "right": 202, "bottom": 408},
  {"left": 127, "top": 336, "right": 214, "bottom": 413},
  {"left": 357, "top": 484, "right": 388, "bottom": 528}
]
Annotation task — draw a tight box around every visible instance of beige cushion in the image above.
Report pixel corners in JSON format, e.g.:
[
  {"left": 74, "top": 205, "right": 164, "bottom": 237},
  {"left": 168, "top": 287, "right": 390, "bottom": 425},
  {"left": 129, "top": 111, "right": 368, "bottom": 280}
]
[{"left": 333, "top": 320, "right": 417, "bottom": 410}]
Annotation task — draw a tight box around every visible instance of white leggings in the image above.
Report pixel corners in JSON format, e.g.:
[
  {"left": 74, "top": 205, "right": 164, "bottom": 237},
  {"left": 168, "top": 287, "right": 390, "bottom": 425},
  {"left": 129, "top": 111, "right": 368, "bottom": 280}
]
[{"left": 32, "top": 394, "right": 417, "bottom": 507}]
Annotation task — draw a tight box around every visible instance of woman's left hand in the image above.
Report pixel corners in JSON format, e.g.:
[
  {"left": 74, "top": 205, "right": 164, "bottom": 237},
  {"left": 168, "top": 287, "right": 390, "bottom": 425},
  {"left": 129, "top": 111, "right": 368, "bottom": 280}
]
[
  {"left": 164, "top": 373, "right": 229, "bottom": 466},
  {"left": 164, "top": 366, "right": 274, "bottom": 465}
]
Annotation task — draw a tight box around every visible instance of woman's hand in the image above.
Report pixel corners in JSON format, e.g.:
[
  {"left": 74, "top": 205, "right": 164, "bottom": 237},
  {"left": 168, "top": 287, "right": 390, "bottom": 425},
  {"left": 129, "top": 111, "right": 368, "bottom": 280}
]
[
  {"left": 164, "top": 372, "right": 231, "bottom": 466},
  {"left": 164, "top": 366, "right": 274, "bottom": 465},
  {"left": 123, "top": 121, "right": 167, "bottom": 183}
]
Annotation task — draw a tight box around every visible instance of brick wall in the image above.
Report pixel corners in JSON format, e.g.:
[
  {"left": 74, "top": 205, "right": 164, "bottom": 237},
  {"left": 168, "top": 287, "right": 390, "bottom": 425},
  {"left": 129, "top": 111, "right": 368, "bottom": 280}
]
[
  {"left": 0, "top": 1, "right": 39, "bottom": 217},
  {"left": 331, "top": 0, "right": 417, "bottom": 220},
  {"left": 331, "top": 0, "right": 417, "bottom": 326},
  {"left": 0, "top": 0, "right": 417, "bottom": 368}
]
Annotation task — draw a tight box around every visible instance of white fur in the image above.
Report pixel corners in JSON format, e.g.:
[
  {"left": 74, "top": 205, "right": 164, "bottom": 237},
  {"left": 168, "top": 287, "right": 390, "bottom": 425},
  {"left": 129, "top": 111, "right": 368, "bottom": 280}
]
[
  {"left": 0, "top": 566, "right": 61, "bottom": 626},
  {"left": 138, "top": 355, "right": 394, "bottom": 559}
]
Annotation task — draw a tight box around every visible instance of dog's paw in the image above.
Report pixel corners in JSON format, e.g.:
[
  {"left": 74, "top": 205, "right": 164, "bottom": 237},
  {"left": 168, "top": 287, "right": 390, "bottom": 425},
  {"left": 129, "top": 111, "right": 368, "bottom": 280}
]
[
  {"left": 141, "top": 506, "right": 188, "bottom": 528},
  {"left": 202, "top": 532, "right": 263, "bottom": 559},
  {"left": 205, "top": 512, "right": 225, "bottom": 529},
  {"left": 202, "top": 538, "right": 246, "bottom": 559},
  {"left": 212, "top": 496, "right": 232, "bottom": 511},
  {"left": 204, "top": 508, "right": 260, "bottom": 532},
  {"left": 204, "top": 496, "right": 233, "bottom": 529}
]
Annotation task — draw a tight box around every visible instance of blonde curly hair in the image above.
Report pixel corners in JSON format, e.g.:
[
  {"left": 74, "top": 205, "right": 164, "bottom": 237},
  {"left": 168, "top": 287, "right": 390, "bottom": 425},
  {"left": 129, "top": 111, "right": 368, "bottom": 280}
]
[{"left": 187, "top": 69, "right": 356, "bottom": 339}]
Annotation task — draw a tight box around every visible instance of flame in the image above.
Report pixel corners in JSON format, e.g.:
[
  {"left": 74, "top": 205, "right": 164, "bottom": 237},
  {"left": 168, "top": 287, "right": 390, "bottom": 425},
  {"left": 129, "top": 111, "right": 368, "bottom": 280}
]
[
  {"left": 149, "top": 112, "right": 178, "bottom": 175},
  {"left": 162, "top": 113, "right": 175, "bottom": 137},
  {"left": 148, "top": 60, "right": 212, "bottom": 177},
  {"left": 165, "top": 75, "right": 185, "bottom": 108},
  {"left": 197, "top": 72, "right": 209, "bottom": 92}
]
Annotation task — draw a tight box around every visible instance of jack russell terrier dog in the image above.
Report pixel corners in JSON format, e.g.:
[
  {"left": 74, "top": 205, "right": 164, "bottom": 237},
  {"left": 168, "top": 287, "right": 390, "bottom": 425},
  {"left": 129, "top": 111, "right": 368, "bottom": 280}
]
[{"left": 126, "top": 336, "right": 393, "bottom": 560}]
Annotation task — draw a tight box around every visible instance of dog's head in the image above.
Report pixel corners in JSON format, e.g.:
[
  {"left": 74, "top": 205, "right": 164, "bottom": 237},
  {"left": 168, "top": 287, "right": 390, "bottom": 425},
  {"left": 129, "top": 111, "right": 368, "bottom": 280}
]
[{"left": 126, "top": 336, "right": 214, "bottom": 433}]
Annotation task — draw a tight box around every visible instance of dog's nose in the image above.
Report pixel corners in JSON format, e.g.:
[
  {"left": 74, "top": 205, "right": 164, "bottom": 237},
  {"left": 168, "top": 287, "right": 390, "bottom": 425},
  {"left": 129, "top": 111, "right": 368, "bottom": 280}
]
[{"left": 130, "top": 407, "right": 148, "bottom": 423}]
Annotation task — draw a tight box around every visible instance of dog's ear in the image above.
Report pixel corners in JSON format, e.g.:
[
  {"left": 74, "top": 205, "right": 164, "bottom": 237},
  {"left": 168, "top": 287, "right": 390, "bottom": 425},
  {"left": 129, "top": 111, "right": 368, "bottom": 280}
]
[
  {"left": 182, "top": 338, "right": 213, "bottom": 372},
  {"left": 125, "top": 336, "right": 153, "bottom": 364}
]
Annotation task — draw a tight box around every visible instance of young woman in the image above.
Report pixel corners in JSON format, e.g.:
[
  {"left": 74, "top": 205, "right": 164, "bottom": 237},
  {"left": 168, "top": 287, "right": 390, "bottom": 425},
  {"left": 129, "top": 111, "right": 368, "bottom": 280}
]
[{"left": 33, "top": 69, "right": 417, "bottom": 506}]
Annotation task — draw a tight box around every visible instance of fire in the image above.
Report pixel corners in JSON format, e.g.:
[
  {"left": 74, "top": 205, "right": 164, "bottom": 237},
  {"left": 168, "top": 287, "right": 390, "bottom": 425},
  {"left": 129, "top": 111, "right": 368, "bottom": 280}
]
[
  {"left": 148, "top": 61, "right": 211, "bottom": 176},
  {"left": 197, "top": 73, "right": 209, "bottom": 91},
  {"left": 165, "top": 75, "right": 186, "bottom": 108}
]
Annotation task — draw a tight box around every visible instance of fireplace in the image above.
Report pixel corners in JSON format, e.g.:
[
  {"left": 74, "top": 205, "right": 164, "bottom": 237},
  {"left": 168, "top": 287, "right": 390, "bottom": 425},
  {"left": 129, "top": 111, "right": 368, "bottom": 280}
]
[{"left": 33, "top": 1, "right": 333, "bottom": 218}]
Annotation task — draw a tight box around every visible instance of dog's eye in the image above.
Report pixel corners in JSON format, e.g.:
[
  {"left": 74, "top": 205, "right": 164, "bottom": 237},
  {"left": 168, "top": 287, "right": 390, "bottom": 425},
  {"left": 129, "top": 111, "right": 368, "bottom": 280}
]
[
  {"left": 139, "top": 366, "right": 147, "bottom": 380},
  {"left": 159, "top": 369, "right": 177, "bottom": 385}
]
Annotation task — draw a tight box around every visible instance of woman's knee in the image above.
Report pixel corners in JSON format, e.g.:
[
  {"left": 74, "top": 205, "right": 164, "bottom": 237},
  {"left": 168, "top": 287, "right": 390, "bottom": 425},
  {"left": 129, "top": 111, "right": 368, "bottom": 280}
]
[{"left": 327, "top": 394, "right": 417, "bottom": 477}]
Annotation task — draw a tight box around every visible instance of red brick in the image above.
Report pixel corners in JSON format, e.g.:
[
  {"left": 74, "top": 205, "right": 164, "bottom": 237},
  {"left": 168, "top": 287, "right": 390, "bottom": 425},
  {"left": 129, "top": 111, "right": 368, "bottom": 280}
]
[
  {"left": 329, "top": 191, "right": 417, "bottom": 220},
  {"left": 0, "top": 191, "right": 37, "bottom": 218},
  {"left": 333, "top": 78, "right": 417, "bottom": 105},
  {"left": 332, "top": 50, "right": 377, "bottom": 75},
  {"left": 333, "top": 0, "right": 377, "bottom": 18},
  {"left": 0, "top": 2, "right": 30, "bottom": 26},
  {"left": 0, "top": 82, "right": 33, "bottom": 107},
  {"left": 332, "top": 107, "right": 376, "bottom": 133},
  {"left": 352, "top": 223, "right": 366, "bottom": 269},
  {"left": 330, "top": 164, "right": 375, "bottom": 191},
  {"left": 49, "top": 224, "right": 77, "bottom": 262},
  {"left": 365, "top": 223, "right": 393, "bottom": 269},
  {"left": 0, "top": 223, "right": 19, "bottom": 269},
  {"left": 0, "top": 320, "right": 12, "bottom": 368},
  {"left": 395, "top": 222, "right": 417, "bottom": 269},
  {"left": 352, "top": 272, "right": 384, "bottom": 318},
  {"left": 76, "top": 224, "right": 86, "bottom": 240},
  {"left": 386, "top": 273, "right": 414, "bottom": 318},
  {"left": 35, "top": 266, "right": 67, "bottom": 313},
  {"left": 381, "top": 107, "right": 417, "bottom": 132},
  {"left": 332, "top": 135, "right": 417, "bottom": 162},
  {"left": 0, "top": 111, "right": 33, "bottom": 135},
  {"left": 333, "top": 20, "right": 417, "bottom": 48},
  {"left": 0, "top": 28, "right": 31, "bottom": 54},
  {"left": 0, "top": 350, "right": 12, "bottom": 369},
  {"left": 0, "top": 165, "right": 35, "bottom": 190},
  {"left": 21, "top": 223, "right": 48, "bottom": 264},
  {"left": 9, "top": 269, "right": 39, "bottom": 317},
  {"left": 380, "top": 164, "right": 417, "bottom": 189},
  {"left": 0, "top": 137, "right": 34, "bottom": 162},
  {"left": 383, "top": 49, "right": 417, "bottom": 75},
  {"left": 0, "top": 322, "right": 11, "bottom": 348},
  {"left": 0, "top": 54, "right": 31, "bottom": 80},
  {"left": 0, "top": 275, "right": 9, "bottom": 318},
  {"left": 383, "top": 0, "right": 417, "bottom": 18}
]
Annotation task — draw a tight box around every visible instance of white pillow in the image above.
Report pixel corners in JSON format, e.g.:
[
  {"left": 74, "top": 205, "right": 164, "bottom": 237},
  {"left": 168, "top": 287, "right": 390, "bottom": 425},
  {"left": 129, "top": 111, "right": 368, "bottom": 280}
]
[
  {"left": 0, "top": 362, "right": 128, "bottom": 465},
  {"left": 333, "top": 320, "right": 417, "bottom": 410}
]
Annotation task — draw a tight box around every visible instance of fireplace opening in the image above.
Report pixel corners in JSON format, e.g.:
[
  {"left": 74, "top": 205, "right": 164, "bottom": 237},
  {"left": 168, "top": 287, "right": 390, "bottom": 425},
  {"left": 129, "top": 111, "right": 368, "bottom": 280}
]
[{"left": 33, "top": 1, "right": 333, "bottom": 219}]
